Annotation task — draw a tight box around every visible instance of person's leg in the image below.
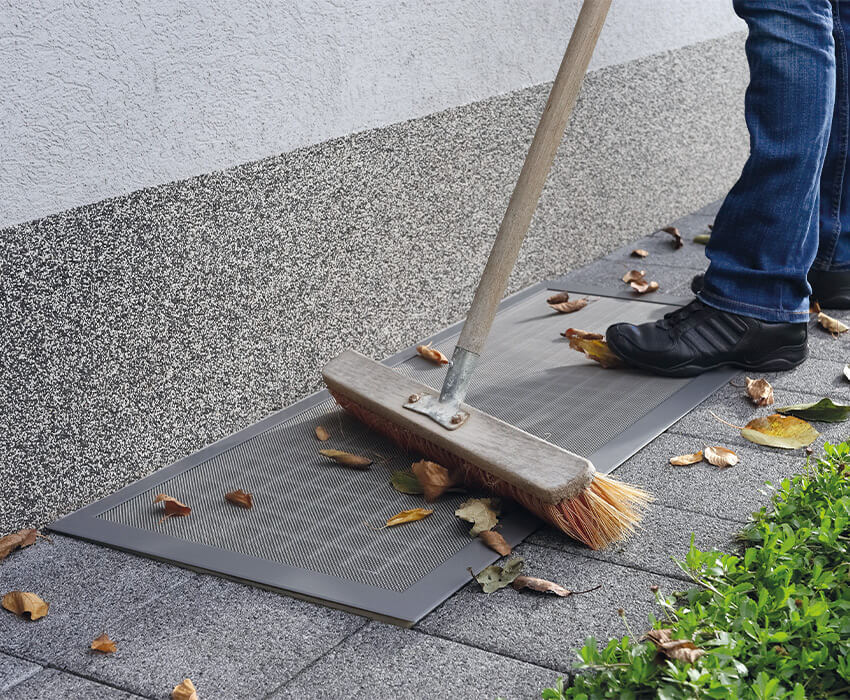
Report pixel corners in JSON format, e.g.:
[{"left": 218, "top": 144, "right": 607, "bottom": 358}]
[
  {"left": 811, "top": 0, "right": 850, "bottom": 305},
  {"left": 699, "top": 0, "right": 835, "bottom": 322},
  {"left": 606, "top": 0, "right": 833, "bottom": 376}
]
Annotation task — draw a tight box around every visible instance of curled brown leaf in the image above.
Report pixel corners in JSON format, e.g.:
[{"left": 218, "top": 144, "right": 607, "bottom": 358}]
[
  {"left": 704, "top": 445, "right": 739, "bottom": 468},
  {"left": 631, "top": 249, "right": 649, "bottom": 258},
  {"left": 622, "top": 269, "right": 647, "bottom": 284},
  {"left": 548, "top": 297, "right": 589, "bottom": 314},
  {"left": 818, "top": 311, "right": 849, "bottom": 336},
  {"left": 225, "top": 489, "right": 253, "bottom": 509},
  {"left": 417, "top": 342, "right": 450, "bottom": 365},
  {"left": 479, "top": 530, "right": 511, "bottom": 556},
  {"left": 2, "top": 591, "right": 49, "bottom": 620},
  {"left": 314, "top": 425, "right": 330, "bottom": 441},
  {"left": 565, "top": 336, "right": 624, "bottom": 369},
  {"left": 561, "top": 328, "right": 604, "bottom": 341},
  {"left": 411, "top": 459, "right": 454, "bottom": 502},
  {"left": 0, "top": 529, "right": 38, "bottom": 561},
  {"left": 91, "top": 633, "right": 117, "bottom": 653},
  {"left": 745, "top": 377, "right": 775, "bottom": 407},
  {"left": 630, "top": 279, "right": 659, "bottom": 294},
  {"left": 669, "top": 451, "right": 703, "bottom": 466},
  {"left": 319, "top": 449, "right": 372, "bottom": 470},
  {"left": 661, "top": 226, "right": 684, "bottom": 249},
  {"left": 153, "top": 494, "right": 191, "bottom": 518},
  {"left": 172, "top": 678, "right": 198, "bottom": 700},
  {"left": 644, "top": 628, "right": 705, "bottom": 664}
]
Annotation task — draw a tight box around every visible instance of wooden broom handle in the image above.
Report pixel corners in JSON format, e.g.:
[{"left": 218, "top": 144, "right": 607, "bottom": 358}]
[{"left": 456, "top": 0, "right": 611, "bottom": 355}]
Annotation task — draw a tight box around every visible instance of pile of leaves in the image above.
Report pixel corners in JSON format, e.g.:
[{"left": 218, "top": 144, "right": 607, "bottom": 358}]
[{"left": 542, "top": 441, "right": 850, "bottom": 699}]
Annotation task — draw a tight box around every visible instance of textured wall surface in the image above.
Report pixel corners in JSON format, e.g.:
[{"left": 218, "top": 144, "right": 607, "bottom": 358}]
[
  {"left": 0, "top": 0, "right": 743, "bottom": 226},
  {"left": 0, "top": 34, "right": 749, "bottom": 532}
]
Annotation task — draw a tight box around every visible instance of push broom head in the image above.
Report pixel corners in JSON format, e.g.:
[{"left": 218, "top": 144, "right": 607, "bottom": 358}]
[{"left": 323, "top": 350, "right": 651, "bottom": 550}]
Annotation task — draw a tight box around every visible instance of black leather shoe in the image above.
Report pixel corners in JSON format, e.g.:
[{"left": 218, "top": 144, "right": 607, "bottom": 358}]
[
  {"left": 692, "top": 271, "right": 850, "bottom": 309},
  {"left": 606, "top": 298, "right": 808, "bottom": 377}
]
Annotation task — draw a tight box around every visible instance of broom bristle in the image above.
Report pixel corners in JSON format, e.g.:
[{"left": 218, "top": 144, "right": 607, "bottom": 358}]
[{"left": 329, "top": 388, "right": 652, "bottom": 550}]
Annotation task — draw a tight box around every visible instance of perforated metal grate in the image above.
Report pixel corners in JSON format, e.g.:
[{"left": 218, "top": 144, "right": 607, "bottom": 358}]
[{"left": 97, "top": 290, "right": 688, "bottom": 592}]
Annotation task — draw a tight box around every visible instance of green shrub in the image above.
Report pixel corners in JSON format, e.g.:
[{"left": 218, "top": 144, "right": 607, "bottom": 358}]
[{"left": 543, "top": 442, "right": 850, "bottom": 699}]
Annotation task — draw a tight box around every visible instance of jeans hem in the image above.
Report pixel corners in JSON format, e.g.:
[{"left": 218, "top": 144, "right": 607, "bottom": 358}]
[{"left": 697, "top": 289, "right": 810, "bottom": 323}]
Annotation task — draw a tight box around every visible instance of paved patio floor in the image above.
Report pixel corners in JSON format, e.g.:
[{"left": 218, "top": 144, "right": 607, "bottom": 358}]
[{"left": 3, "top": 199, "right": 847, "bottom": 699}]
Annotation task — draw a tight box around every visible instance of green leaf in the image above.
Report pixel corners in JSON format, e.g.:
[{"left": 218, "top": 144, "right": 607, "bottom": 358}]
[
  {"left": 390, "top": 470, "right": 423, "bottom": 495},
  {"left": 473, "top": 557, "right": 524, "bottom": 593},
  {"left": 693, "top": 234, "right": 711, "bottom": 245},
  {"left": 740, "top": 414, "right": 819, "bottom": 449},
  {"left": 775, "top": 397, "right": 850, "bottom": 423}
]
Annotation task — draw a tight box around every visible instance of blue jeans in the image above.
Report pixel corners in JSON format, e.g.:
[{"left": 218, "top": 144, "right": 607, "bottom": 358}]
[{"left": 700, "top": 0, "right": 850, "bottom": 322}]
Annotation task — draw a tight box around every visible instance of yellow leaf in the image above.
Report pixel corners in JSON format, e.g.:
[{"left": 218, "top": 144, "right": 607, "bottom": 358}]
[
  {"left": 386, "top": 508, "right": 433, "bottom": 527},
  {"left": 566, "top": 336, "right": 624, "bottom": 369},
  {"left": 2, "top": 591, "right": 49, "bottom": 620},
  {"left": 704, "top": 445, "right": 739, "bottom": 468},
  {"left": 741, "top": 414, "right": 819, "bottom": 449},
  {"left": 669, "top": 451, "right": 703, "bottom": 466}
]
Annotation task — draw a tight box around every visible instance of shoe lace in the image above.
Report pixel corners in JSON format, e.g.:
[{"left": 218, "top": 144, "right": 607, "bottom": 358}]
[{"left": 657, "top": 299, "right": 706, "bottom": 332}]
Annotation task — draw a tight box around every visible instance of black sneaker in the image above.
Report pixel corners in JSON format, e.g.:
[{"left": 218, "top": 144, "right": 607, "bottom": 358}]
[
  {"left": 606, "top": 298, "right": 808, "bottom": 377},
  {"left": 692, "top": 271, "right": 850, "bottom": 309}
]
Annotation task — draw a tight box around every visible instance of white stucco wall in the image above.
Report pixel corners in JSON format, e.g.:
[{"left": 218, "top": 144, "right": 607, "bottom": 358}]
[{"left": 0, "top": 0, "right": 743, "bottom": 227}]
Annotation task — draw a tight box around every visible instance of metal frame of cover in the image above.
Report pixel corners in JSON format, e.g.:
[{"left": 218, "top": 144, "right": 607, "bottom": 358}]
[{"left": 49, "top": 282, "right": 737, "bottom": 626}]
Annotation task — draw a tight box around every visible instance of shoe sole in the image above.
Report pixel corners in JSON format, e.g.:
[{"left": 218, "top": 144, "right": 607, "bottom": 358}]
[{"left": 607, "top": 337, "right": 809, "bottom": 378}]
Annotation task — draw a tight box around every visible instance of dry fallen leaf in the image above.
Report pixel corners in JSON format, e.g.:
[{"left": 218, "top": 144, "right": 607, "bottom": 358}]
[
  {"left": 745, "top": 377, "right": 775, "bottom": 407},
  {"left": 776, "top": 398, "right": 850, "bottom": 423},
  {"left": 631, "top": 249, "right": 649, "bottom": 258},
  {"left": 630, "top": 279, "right": 659, "bottom": 294},
  {"left": 314, "top": 425, "right": 330, "bottom": 441},
  {"left": 622, "top": 269, "right": 647, "bottom": 284},
  {"left": 91, "top": 633, "right": 117, "bottom": 653},
  {"left": 385, "top": 508, "right": 433, "bottom": 527},
  {"left": 546, "top": 293, "right": 589, "bottom": 314},
  {"left": 225, "top": 489, "right": 253, "bottom": 509},
  {"left": 390, "top": 470, "right": 424, "bottom": 495},
  {"left": 561, "top": 328, "right": 604, "bottom": 341},
  {"left": 172, "top": 678, "right": 198, "bottom": 700},
  {"left": 704, "top": 445, "right": 739, "bottom": 468},
  {"left": 319, "top": 449, "right": 372, "bottom": 470},
  {"left": 479, "top": 530, "right": 511, "bottom": 556},
  {"left": 471, "top": 557, "right": 525, "bottom": 593},
  {"left": 741, "top": 414, "right": 819, "bottom": 449},
  {"left": 511, "top": 576, "right": 600, "bottom": 597},
  {"left": 411, "top": 459, "right": 454, "bottom": 502},
  {"left": 455, "top": 498, "right": 500, "bottom": 536},
  {"left": 2, "top": 591, "right": 49, "bottom": 620},
  {"left": 661, "top": 226, "right": 684, "bottom": 249},
  {"left": 0, "top": 529, "right": 38, "bottom": 561},
  {"left": 818, "top": 311, "right": 849, "bottom": 335},
  {"left": 644, "top": 628, "right": 705, "bottom": 664},
  {"left": 669, "top": 451, "right": 703, "bottom": 466},
  {"left": 565, "top": 335, "right": 624, "bottom": 369},
  {"left": 153, "top": 494, "right": 191, "bottom": 519},
  {"left": 417, "top": 342, "right": 450, "bottom": 365}
]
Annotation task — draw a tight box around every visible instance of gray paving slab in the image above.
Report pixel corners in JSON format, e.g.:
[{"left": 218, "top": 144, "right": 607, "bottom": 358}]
[
  {"left": 271, "top": 622, "right": 559, "bottom": 700},
  {"left": 1, "top": 668, "right": 147, "bottom": 699},
  {"left": 0, "top": 535, "right": 193, "bottom": 665},
  {"left": 528, "top": 503, "right": 740, "bottom": 581},
  {"left": 611, "top": 430, "right": 805, "bottom": 523},
  {"left": 600, "top": 216, "right": 713, "bottom": 271},
  {"left": 416, "top": 542, "right": 681, "bottom": 674},
  {"left": 56, "top": 573, "right": 366, "bottom": 700},
  {"left": 556, "top": 259, "right": 697, "bottom": 299},
  {"left": 669, "top": 380, "right": 850, "bottom": 451},
  {"left": 694, "top": 198, "right": 725, "bottom": 217},
  {"left": 762, "top": 355, "right": 850, "bottom": 399},
  {"left": 0, "top": 653, "right": 40, "bottom": 693}
]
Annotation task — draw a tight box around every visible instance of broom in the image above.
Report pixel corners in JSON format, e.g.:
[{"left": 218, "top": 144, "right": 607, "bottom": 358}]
[{"left": 323, "top": 0, "right": 651, "bottom": 550}]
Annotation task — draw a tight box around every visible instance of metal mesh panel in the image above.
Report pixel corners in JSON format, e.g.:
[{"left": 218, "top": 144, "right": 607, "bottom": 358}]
[{"left": 99, "top": 291, "right": 688, "bottom": 591}]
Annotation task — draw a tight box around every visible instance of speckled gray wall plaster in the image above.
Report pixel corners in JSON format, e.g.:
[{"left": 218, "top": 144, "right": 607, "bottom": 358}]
[
  {"left": 0, "top": 0, "right": 744, "bottom": 226},
  {"left": 0, "top": 34, "right": 748, "bottom": 532}
]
